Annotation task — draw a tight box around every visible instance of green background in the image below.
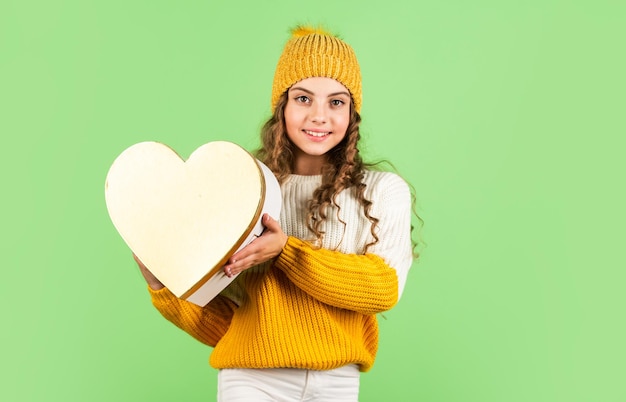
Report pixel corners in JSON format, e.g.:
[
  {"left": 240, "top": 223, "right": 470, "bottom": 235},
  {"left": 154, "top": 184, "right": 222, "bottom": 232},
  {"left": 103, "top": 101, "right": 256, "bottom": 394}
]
[{"left": 2, "top": 0, "right": 624, "bottom": 401}]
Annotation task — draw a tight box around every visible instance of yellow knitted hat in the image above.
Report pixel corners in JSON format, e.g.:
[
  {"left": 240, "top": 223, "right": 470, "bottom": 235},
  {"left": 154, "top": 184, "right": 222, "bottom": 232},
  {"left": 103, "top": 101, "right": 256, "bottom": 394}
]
[{"left": 271, "top": 26, "right": 362, "bottom": 113}]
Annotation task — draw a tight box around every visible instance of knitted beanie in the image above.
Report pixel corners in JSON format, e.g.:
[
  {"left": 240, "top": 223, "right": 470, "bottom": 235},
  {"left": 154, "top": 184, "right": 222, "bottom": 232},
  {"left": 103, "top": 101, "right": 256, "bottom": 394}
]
[{"left": 271, "top": 26, "right": 362, "bottom": 113}]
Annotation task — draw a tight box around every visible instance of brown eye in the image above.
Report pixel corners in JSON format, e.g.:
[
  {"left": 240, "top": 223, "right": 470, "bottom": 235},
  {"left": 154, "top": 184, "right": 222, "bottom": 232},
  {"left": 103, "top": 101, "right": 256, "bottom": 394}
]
[{"left": 295, "top": 95, "right": 310, "bottom": 103}]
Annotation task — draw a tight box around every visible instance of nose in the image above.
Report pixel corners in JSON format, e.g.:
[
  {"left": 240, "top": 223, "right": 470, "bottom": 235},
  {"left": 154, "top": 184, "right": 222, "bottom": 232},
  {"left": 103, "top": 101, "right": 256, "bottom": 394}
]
[{"left": 309, "top": 102, "right": 327, "bottom": 124}]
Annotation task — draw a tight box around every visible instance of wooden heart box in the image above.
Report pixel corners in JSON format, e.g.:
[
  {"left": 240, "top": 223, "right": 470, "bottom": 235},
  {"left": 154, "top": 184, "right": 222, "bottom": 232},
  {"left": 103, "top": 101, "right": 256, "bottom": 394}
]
[{"left": 105, "top": 141, "right": 281, "bottom": 306}]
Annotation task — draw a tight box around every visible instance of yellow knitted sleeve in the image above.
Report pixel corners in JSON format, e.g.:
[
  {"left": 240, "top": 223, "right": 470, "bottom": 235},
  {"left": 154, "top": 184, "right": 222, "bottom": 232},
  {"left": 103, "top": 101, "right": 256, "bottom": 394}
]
[
  {"left": 273, "top": 237, "right": 399, "bottom": 315},
  {"left": 149, "top": 286, "right": 237, "bottom": 347}
]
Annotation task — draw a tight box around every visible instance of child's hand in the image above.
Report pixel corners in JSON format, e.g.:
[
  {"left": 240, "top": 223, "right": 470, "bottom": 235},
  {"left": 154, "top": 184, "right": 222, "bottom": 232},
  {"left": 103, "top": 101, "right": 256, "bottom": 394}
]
[
  {"left": 223, "top": 214, "right": 288, "bottom": 277},
  {"left": 133, "top": 253, "right": 165, "bottom": 290}
]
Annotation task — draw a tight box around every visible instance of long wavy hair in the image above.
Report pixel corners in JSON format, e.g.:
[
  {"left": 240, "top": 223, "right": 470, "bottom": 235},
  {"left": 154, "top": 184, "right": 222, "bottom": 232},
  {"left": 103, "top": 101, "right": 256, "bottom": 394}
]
[{"left": 255, "top": 91, "right": 421, "bottom": 255}]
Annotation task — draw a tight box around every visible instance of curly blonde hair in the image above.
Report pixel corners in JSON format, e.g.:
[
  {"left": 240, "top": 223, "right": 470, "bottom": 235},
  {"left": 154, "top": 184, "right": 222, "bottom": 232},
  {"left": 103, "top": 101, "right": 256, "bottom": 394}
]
[{"left": 255, "top": 91, "right": 382, "bottom": 252}]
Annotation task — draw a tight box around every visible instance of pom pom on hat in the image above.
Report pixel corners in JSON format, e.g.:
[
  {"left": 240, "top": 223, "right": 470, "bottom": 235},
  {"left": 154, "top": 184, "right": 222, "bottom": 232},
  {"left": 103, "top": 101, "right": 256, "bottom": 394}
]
[
  {"left": 291, "top": 25, "right": 334, "bottom": 38},
  {"left": 271, "top": 25, "right": 362, "bottom": 113}
]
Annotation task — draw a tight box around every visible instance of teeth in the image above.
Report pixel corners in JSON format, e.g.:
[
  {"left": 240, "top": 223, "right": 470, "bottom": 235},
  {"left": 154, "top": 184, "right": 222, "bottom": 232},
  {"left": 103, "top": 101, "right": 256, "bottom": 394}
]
[{"left": 305, "top": 130, "right": 329, "bottom": 137}]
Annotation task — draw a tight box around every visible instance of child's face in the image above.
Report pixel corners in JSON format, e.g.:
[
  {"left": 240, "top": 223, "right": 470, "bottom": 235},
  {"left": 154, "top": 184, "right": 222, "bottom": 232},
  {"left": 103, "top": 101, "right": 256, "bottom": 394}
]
[{"left": 284, "top": 77, "right": 351, "bottom": 175}]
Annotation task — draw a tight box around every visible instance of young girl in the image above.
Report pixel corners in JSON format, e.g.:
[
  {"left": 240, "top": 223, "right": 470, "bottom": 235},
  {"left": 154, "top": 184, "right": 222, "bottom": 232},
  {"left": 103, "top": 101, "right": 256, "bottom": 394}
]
[{"left": 135, "top": 26, "right": 417, "bottom": 401}]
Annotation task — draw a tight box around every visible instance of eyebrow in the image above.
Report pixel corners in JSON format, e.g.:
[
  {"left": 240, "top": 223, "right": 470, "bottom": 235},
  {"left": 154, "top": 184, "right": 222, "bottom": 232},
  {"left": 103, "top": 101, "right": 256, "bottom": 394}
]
[{"left": 290, "top": 86, "right": 351, "bottom": 98}]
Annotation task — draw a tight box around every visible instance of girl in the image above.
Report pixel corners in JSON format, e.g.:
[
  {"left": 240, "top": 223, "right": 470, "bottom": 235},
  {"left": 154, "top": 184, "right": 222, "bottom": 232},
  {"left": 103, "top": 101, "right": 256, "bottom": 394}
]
[{"left": 135, "top": 26, "right": 417, "bottom": 401}]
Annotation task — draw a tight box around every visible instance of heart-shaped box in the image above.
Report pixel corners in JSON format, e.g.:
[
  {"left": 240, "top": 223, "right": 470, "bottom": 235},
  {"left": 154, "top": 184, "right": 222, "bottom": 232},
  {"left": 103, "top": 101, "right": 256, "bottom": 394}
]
[{"left": 105, "top": 141, "right": 281, "bottom": 306}]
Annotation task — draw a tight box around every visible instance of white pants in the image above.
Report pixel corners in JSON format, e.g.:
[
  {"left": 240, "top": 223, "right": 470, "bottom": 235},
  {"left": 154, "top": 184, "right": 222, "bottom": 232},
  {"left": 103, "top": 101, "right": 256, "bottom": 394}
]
[{"left": 217, "top": 365, "right": 360, "bottom": 402}]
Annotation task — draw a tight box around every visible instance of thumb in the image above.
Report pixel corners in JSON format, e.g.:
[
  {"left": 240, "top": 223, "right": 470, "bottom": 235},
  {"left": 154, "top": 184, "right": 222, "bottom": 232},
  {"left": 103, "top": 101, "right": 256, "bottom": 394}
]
[{"left": 262, "top": 213, "right": 280, "bottom": 232}]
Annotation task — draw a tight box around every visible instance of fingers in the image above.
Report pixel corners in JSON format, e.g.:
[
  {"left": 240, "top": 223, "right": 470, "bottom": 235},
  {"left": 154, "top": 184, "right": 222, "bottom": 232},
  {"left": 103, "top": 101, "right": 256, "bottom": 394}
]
[
  {"left": 223, "top": 256, "right": 258, "bottom": 277},
  {"left": 224, "top": 257, "right": 255, "bottom": 277},
  {"left": 229, "top": 237, "right": 262, "bottom": 264},
  {"left": 133, "top": 253, "right": 147, "bottom": 269},
  {"left": 132, "top": 253, "right": 165, "bottom": 290},
  {"left": 223, "top": 214, "right": 287, "bottom": 278},
  {"left": 223, "top": 240, "right": 274, "bottom": 277}
]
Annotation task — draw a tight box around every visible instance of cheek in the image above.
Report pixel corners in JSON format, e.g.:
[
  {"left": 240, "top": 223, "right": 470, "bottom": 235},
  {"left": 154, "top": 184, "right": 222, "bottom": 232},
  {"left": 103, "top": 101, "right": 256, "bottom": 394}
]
[
  {"left": 284, "top": 104, "right": 301, "bottom": 125},
  {"left": 283, "top": 108, "right": 295, "bottom": 133},
  {"left": 284, "top": 119, "right": 303, "bottom": 143},
  {"left": 336, "top": 112, "right": 351, "bottom": 133}
]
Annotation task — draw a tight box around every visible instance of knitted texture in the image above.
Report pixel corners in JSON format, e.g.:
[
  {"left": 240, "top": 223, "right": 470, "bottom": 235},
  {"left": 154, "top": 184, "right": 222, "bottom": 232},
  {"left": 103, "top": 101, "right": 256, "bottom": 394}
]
[
  {"left": 150, "top": 171, "right": 414, "bottom": 371},
  {"left": 271, "top": 26, "right": 362, "bottom": 113},
  {"left": 150, "top": 286, "right": 237, "bottom": 346}
]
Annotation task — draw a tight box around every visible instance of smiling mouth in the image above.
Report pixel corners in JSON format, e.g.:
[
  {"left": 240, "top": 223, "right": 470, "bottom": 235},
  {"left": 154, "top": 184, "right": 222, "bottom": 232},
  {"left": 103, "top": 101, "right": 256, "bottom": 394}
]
[{"left": 304, "top": 130, "right": 330, "bottom": 137}]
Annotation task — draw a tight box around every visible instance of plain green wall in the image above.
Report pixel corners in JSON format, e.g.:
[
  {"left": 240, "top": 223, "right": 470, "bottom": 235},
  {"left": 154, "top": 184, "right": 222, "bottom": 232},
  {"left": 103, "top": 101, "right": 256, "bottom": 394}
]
[{"left": 1, "top": 0, "right": 624, "bottom": 401}]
